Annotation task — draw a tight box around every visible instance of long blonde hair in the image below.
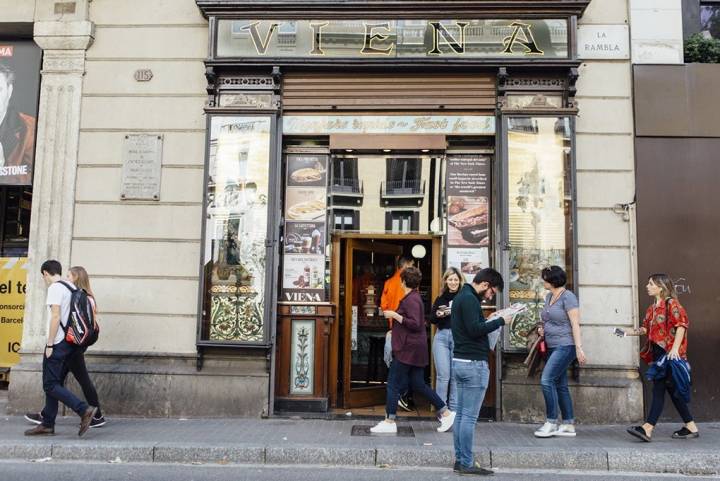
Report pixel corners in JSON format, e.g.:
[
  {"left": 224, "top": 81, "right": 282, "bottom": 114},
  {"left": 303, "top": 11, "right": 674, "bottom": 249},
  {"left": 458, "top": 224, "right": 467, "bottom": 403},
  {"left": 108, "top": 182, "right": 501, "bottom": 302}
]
[
  {"left": 441, "top": 267, "right": 465, "bottom": 295},
  {"left": 69, "top": 266, "right": 96, "bottom": 307}
]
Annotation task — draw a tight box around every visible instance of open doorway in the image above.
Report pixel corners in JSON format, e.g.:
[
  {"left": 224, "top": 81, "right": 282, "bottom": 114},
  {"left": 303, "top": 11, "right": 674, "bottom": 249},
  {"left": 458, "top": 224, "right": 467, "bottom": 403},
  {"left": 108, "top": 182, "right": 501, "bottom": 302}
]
[{"left": 330, "top": 234, "right": 441, "bottom": 415}]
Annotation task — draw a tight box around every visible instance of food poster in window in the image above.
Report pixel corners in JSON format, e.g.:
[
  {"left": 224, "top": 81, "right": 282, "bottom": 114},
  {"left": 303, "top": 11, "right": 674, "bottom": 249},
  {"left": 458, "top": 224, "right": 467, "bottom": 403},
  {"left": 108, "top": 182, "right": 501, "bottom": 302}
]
[
  {"left": 447, "top": 247, "right": 490, "bottom": 284},
  {"left": 285, "top": 187, "right": 326, "bottom": 221},
  {"left": 506, "top": 117, "right": 572, "bottom": 349},
  {"left": 445, "top": 155, "right": 491, "bottom": 280},
  {"left": 287, "top": 154, "right": 327, "bottom": 187},
  {"left": 0, "top": 41, "right": 42, "bottom": 185},
  {"left": 282, "top": 155, "right": 328, "bottom": 303},
  {"left": 284, "top": 222, "right": 325, "bottom": 255},
  {"left": 204, "top": 116, "right": 271, "bottom": 343},
  {"left": 281, "top": 254, "right": 325, "bottom": 303}
]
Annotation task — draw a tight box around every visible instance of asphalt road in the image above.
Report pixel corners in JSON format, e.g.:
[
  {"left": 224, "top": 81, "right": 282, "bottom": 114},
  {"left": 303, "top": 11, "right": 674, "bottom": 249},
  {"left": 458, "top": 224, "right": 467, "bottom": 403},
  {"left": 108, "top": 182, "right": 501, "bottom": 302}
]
[{"left": 2, "top": 461, "right": 718, "bottom": 481}]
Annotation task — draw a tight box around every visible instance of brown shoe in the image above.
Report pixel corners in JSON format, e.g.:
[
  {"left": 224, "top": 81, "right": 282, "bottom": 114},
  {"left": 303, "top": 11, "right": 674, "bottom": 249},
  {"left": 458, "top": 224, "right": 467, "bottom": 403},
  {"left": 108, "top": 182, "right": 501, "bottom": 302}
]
[
  {"left": 78, "top": 406, "right": 97, "bottom": 437},
  {"left": 25, "top": 424, "right": 55, "bottom": 436}
]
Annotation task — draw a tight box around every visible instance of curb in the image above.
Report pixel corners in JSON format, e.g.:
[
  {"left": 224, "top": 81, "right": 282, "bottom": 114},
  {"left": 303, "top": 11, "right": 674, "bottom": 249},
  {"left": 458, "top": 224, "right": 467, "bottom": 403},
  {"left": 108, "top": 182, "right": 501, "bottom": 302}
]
[{"left": 0, "top": 443, "right": 718, "bottom": 475}]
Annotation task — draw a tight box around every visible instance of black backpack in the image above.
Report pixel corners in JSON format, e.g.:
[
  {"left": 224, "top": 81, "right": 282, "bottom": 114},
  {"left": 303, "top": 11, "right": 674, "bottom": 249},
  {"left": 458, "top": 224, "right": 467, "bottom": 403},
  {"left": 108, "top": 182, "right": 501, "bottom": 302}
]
[{"left": 58, "top": 281, "right": 100, "bottom": 348}]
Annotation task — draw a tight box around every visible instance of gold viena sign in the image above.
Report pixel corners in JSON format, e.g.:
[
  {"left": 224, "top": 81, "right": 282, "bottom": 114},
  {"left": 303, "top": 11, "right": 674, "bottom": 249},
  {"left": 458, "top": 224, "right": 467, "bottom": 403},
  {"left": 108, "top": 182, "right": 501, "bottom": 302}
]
[{"left": 216, "top": 19, "right": 569, "bottom": 59}]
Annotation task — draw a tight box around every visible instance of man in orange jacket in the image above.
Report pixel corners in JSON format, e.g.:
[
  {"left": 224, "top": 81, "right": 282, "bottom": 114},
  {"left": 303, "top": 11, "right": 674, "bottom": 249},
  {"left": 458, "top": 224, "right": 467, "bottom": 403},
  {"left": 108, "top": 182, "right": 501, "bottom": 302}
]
[{"left": 381, "top": 255, "right": 415, "bottom": 411}]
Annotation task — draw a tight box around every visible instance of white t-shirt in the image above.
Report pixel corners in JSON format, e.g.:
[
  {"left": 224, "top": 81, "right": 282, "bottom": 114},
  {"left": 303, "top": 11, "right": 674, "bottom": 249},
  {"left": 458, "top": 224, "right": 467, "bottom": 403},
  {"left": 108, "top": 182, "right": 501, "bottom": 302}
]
[{"left": 46, "top": 280, "right": 75, "bottom": 346}]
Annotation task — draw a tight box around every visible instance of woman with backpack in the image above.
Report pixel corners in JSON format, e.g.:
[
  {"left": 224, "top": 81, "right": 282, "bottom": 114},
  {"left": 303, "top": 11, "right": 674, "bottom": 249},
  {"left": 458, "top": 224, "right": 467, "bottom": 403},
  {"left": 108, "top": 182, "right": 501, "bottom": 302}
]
[
  {"left": 24, "top": 266, "right": 106, "bottom": 429},
  {"left": 625, "top": 274, "right": 698, "bottom": 442}
]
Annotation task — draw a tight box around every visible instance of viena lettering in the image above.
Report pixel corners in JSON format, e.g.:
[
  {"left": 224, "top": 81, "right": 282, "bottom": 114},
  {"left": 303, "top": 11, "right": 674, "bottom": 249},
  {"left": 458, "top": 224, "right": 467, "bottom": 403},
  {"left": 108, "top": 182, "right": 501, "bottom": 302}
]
[
  {"left": 283, "top": 292, "right": 323, "bottom": 303},
  {"left": 240, "top": 21, "right": 544, "bottom": 56}
]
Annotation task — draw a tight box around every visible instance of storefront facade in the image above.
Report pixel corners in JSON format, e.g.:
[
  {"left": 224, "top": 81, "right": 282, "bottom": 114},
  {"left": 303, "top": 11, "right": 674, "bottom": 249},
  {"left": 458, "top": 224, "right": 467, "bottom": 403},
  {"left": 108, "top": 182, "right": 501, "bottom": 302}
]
[{"left": 7, "top": 0, "right": 642, "bottom": 423}]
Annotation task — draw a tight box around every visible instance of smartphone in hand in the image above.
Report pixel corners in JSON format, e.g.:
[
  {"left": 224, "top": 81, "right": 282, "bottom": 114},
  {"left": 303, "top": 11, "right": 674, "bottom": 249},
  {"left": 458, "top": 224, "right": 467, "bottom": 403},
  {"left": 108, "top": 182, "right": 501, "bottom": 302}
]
[{"left": 612, "top": 328, "right": 626, "bottom": 338}]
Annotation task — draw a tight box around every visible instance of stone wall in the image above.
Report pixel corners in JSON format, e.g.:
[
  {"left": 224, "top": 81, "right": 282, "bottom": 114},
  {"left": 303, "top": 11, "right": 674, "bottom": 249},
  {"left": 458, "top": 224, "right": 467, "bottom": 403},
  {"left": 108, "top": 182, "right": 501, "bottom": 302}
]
[{"left": 7, "top": 0, "right": 269, "bottom": 417}]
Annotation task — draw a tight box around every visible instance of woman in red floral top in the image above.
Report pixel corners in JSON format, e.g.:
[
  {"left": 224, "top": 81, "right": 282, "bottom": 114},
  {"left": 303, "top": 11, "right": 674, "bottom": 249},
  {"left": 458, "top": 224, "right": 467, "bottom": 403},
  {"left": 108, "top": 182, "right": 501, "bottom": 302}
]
[{"left": 625, "top": 274, "right": 698, "bottom": 442}]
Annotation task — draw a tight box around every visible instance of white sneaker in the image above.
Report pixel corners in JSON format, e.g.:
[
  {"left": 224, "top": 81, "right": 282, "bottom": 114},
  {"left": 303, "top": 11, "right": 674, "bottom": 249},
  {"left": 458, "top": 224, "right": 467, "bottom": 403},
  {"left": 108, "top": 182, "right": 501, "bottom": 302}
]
[
  {"left": 534, "top": 422, "right": 558, "bottom": 438},
  {"left": 437, "top": 411, "right": 456, "bottom": 433},
  {"left": 555, "top": 424, "right": 576, "bottom": 437},
  {"left": 370, "top": 420, "right": 397, "bottom": 434}
]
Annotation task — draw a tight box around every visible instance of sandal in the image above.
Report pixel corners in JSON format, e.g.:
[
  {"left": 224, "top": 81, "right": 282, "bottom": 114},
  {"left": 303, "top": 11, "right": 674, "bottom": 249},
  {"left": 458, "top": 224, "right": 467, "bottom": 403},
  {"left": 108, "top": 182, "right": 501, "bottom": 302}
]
[
  {"left": 672, "top": 427, "right": 699, "bottom": 439},
  {"left": 626, "top": 425, "right": 652, "bottom": 442}
]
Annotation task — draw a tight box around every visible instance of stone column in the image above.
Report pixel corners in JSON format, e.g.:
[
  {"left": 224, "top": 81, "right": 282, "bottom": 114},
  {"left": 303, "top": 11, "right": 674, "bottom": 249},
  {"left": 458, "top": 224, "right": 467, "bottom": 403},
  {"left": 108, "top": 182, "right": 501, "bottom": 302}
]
[{"left": 8, "top": 20, "right": 94, "bottom": 411}]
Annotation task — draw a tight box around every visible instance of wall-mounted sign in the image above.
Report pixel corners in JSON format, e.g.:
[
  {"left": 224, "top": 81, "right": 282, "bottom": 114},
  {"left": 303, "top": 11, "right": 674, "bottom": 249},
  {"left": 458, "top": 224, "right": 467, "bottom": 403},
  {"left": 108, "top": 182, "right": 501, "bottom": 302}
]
[
  {"left": 134, "top": 69, "right": 154, "bottom": 82},
  {"left": 0, "top": 41, "right": 42, "bottom": 186},
  {"left": 283, "top": 115, "right": 495, "bottom": 135},
  {"left": 0, "top": 257, "right": 27, "bottom": 368},
  {"left": 217, "top": 19, "right": 569, "bottom": 59},
  {"left": 577, "top": 25, "right": 630, "bottom": 60},
  {"left": 121, "top": 134, "right": 163, "bottom": 200}
]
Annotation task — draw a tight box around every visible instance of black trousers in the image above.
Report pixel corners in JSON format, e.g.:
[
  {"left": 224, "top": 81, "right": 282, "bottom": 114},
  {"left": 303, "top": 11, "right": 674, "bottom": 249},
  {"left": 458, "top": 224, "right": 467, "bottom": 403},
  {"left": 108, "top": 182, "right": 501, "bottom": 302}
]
[
  {"left": 42, "top": 347, "right": 102, "bottom": 420},
  {"left": 646, "top": 344, "right": 692, "bottom": 426}
]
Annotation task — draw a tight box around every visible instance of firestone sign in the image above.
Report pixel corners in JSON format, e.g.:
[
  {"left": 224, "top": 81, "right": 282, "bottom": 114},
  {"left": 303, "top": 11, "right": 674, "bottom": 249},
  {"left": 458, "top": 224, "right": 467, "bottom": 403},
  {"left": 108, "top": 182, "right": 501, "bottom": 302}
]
[{"left": 217, "top": 19, "right": 569, "bottom": 59}]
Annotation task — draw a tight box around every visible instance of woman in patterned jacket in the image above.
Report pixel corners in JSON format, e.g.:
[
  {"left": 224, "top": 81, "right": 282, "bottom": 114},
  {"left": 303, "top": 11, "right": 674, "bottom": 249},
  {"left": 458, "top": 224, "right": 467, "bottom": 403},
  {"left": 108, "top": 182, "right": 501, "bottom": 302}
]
[{"left": 625, "top": 274, "right": 698, "bottom": 442}]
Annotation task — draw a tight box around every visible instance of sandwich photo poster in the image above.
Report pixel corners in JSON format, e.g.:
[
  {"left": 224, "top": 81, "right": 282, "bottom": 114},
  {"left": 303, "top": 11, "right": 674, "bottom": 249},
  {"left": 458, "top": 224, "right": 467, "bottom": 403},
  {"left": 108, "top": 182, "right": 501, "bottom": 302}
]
[
  {"left": 445, "top": 155, "right": 491, "bottom": 282},
  {"left": 282, "top": 154, "right": 329, "bottom": 302}
]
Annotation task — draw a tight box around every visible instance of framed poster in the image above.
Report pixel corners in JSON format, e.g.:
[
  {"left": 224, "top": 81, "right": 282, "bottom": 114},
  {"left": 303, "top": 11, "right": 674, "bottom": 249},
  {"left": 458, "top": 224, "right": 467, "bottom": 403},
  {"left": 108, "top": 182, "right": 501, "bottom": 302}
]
[{"left": 0, "top": 41, "right": 42, "bottom": 185}]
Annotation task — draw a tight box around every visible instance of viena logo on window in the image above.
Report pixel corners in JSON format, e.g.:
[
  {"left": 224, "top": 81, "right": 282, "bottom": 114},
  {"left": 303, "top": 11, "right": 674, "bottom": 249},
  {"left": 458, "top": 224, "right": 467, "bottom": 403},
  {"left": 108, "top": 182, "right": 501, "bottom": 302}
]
[{"left": 219, "top": 20, "right": 567, "bottom": 58}]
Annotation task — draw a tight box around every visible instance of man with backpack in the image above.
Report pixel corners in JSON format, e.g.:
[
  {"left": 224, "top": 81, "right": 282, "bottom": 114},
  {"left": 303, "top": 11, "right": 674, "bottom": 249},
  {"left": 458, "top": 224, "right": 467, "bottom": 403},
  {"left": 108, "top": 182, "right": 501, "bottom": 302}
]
[{"left": 24, "top": 260, "right": 97, "bottom": 436}]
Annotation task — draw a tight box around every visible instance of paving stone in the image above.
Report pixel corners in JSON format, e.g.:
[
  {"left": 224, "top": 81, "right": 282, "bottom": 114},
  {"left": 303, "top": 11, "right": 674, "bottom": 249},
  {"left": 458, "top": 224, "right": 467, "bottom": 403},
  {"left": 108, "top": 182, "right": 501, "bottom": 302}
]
[
  {"left": 153, "top": 444, "right": 265, "bottom": 464},
  {"left": 52, "top": 444, "right": 154, "bottom": 463},
  {"left": 0, "top": 442, "right": 53, "bottom": 460},
  {"left": 491, "top": 447, "right": 608, "bottom": 470},
  {"left": 375, "top": 447, "right": 490, "bottom": 468},
  {"left": 266, "top": 446, "right": 375, "bottom": 466},
  {"left": 607, "top": 449, "right": 720, "bottom": 476}
]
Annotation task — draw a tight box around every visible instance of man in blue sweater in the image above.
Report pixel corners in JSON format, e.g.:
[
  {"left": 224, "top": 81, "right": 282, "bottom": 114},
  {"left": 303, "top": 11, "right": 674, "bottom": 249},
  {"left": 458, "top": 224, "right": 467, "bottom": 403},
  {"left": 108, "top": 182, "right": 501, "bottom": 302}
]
[{"left": 451, "top": 268, "right": 513, "bottom": 476}]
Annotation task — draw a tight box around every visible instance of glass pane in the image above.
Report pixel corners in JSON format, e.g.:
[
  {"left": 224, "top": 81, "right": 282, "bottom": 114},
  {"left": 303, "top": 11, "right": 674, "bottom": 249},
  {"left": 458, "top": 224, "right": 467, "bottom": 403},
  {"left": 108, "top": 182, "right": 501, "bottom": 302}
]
[
  {"left": 701, "top": 5, "right": 720, "bottom": 38},
  {"left": 350, "top": 248, "right": 396, "bottom": 388},
  {"left": 217, "top": 19, "right": 568, "bottom": 59},
  {"left": 506, "top": 117, "right": 573, "bottom": 349},
  {"left": 202, "top": 116, "right": 272, "bottom": 343}
]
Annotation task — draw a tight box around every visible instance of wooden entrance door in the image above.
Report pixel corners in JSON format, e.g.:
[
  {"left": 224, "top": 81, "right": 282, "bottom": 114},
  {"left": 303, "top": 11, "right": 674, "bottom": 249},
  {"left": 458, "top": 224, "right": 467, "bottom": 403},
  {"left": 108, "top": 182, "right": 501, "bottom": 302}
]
[{"left": 342, "top": 239, "right": 403, "bottom": 408}]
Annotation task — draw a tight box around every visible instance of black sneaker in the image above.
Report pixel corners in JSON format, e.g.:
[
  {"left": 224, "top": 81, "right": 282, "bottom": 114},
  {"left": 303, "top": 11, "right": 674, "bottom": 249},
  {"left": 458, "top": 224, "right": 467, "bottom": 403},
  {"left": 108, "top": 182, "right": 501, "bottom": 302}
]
[
  {"left": 24, "top": 412, "right": 42, "bottom": 425},
  {"left": 398, "top": 395, "right": 413, "bottom": 412},
  {"left": 672, "top": 427, "right": 699, "bottom": 439},
  {"left": 90, "top": 416, "right": 107, "bottom": 428},
  {"left": 453, "top": 461, "right": 461, "bottom": 472},
  {"left": 457, "top": 464, "right": 494, "bottom": 476}
]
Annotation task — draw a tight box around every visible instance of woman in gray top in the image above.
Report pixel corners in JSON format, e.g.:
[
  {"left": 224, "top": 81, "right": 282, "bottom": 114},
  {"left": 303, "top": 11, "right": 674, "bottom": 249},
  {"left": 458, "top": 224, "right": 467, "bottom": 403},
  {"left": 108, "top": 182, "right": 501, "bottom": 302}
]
[{"left": 534, "top": 266, "right": 586, "bottom": 438}]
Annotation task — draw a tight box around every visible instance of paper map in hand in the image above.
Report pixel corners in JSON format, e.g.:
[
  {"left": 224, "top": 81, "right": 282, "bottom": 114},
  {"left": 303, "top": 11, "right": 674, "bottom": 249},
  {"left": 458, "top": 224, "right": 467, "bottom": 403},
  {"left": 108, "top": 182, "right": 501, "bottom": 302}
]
[{"left": 486, "top": 303, "right": 528, "bottom": 321}]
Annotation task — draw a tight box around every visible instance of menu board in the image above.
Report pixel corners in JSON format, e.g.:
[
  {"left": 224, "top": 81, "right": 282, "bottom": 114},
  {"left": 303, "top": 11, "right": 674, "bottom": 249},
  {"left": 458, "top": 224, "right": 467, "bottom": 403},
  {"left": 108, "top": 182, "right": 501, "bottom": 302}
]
[
  {"left": 281, "top": 154, "right": 328, "bottom": 303},
  {"left": 446, "top": 155, "right": 491, "bottom": 282}
]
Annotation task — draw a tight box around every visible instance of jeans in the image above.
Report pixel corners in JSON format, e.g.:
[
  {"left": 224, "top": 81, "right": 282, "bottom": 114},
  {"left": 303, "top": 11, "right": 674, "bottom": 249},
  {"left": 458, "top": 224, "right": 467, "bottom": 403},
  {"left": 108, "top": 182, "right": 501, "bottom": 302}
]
[
  {"left": 452, "top": 359, "right": 489, "bottom": 468},
  {"left": 540, "top": 345, "right": 577, "bottom": 424},
  {"left": 647, "top": 344, "right": 693, "bottom": 425},
  {"left": 41, "top": 340, "right": 89, "bottom": 428},
  {"left": 432, "top": 329, "right": 457, "bottom": 411},
  {"left": 385, "top": 359, "right": 446, "bottom": 419}
]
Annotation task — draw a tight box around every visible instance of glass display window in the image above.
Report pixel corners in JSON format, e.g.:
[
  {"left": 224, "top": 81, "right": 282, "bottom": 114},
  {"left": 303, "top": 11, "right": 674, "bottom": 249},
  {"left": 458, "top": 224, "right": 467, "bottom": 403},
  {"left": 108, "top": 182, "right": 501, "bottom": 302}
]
[
  {"left": 199, "top": 116, "right": 273, "bottom": 344},
  {"left": 505, "top": 116, "right": 574, "bottom": 350}
]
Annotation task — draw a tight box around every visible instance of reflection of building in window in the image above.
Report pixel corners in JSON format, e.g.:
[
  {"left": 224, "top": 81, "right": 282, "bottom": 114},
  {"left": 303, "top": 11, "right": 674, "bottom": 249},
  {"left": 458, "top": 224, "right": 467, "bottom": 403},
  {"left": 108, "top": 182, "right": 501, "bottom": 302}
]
[
  {"left": 386, "top": 210, "right": 419, "bottom": 233},
  {"left": 331, "top": 157, "right": 360, "bottom": 192},
  {"left": 385, "top": 158, "right": 421, "bottom": 194},
  {"left": 701, "top": 2, "right": 720, "bottom": 38},
  {"left": 332, "top": 209, "right": 359, "bottom": 231}
]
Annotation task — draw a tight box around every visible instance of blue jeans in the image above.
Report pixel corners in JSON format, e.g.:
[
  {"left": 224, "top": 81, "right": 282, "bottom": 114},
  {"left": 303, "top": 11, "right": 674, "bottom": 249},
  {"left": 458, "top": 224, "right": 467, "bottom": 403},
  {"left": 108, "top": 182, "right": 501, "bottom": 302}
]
[
  {"left": 452, "top": 359, "right": 489, "bottom": 468},
  {"left": 540, "top": 345, "right": 576, "bottom": 424},
  {"left": 41, "top": 340, "right": 89, "bottom": 428},
  {"left": 385, "top": 359, "right": 446, "bottom": 419},
  {"left": 432, "top": 329, "right": 457, "bottom": 411}
]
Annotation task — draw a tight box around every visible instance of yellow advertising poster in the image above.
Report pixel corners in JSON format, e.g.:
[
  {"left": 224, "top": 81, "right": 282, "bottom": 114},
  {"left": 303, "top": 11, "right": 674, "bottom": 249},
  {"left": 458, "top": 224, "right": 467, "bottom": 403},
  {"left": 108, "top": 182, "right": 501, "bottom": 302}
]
[{"left": 0, "top": 257, "right": 27, "bottom": 367}]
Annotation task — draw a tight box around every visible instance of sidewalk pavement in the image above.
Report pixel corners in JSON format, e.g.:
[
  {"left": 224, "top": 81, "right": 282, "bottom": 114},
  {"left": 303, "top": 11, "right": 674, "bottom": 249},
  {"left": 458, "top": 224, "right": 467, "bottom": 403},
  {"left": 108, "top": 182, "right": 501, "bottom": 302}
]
[{"left": 0, "top": 416, "right": 718, "bottom": 475}]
